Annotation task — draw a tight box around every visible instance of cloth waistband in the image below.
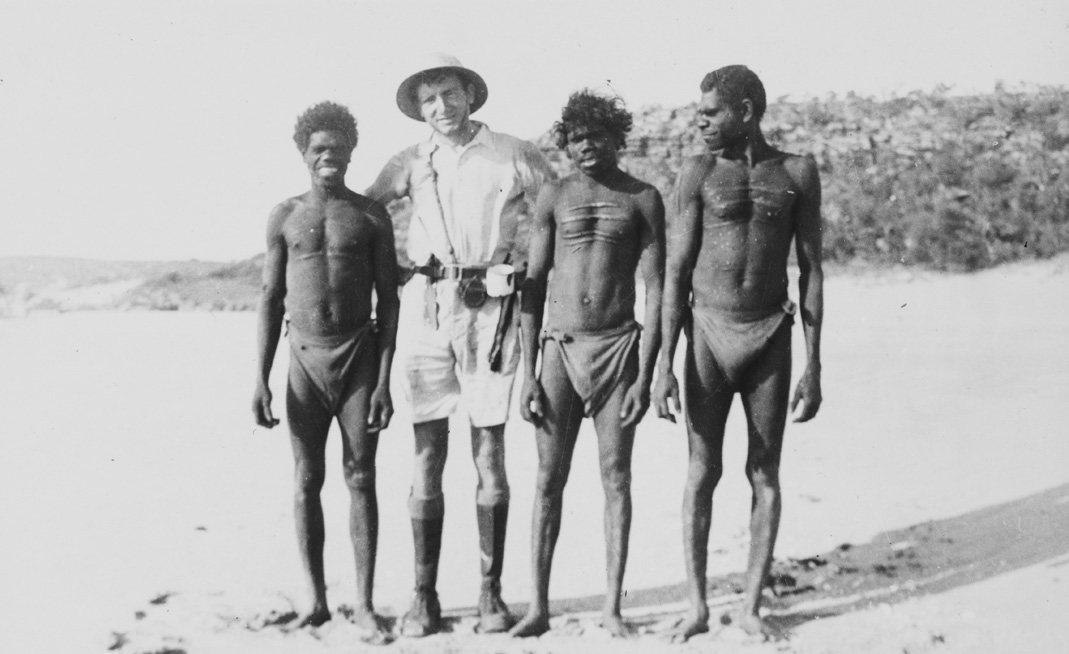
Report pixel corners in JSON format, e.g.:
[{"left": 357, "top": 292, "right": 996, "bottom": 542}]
[
  {"left": 288, "top": 321, "right": 375, "bottom": 348},
  {"left": 689, "top": 299, "right": 796, "bottom": 323},
  {"left": 541, "top": 319, "right": 641, "bottom": 344}
]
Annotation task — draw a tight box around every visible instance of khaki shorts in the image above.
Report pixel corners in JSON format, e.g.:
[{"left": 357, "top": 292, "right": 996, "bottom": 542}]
[{"left": 397, "top": 276, "right": 520, "bottom": 427}]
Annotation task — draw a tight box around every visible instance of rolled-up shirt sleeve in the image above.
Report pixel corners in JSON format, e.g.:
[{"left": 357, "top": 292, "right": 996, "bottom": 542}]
[
  {"left": 365, "top": 147, "right": 414, "bottom": 207},
  {"left": 503, "top": 141, "right": 556, "bottom": 267}
]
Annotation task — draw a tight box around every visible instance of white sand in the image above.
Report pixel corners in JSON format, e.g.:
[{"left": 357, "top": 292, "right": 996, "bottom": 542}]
[{"left": 1, "top": 256, "right": 1067, "bottom": 653}]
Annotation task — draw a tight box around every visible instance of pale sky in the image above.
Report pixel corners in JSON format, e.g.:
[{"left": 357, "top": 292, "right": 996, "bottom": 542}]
[{"left": 2, "top": 0, "right": 1066, "bottom": 262}]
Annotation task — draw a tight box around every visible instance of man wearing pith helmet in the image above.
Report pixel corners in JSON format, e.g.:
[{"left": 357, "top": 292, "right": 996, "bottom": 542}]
[{"left": 367, "top": 53, "right": 554, "bottom": 637}]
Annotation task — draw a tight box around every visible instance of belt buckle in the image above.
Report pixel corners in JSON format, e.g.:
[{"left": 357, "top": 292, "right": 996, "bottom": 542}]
[{"left": 443, "top": 265, "right": 462, "bottom": 281}]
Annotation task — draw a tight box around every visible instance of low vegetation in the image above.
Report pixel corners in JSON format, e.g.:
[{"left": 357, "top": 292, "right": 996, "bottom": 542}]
[
  {"left": 549, "top": 84, "right": 1068, "bottom": 272},
  {"left": 3, "top": 87, "right": 1065, "bottom": 313}
]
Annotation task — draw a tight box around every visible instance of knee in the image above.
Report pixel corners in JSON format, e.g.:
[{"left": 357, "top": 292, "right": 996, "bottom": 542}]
[
  {"left": 413, "top": 448, "right": 447, "bottom": 489},
  {"left": 687, "top": 458, "right": 723, "bottom": 494},
  {"left": 411, "top": 467, "right": 443, "bottom": 499},
  {"left": 476, "top": 474, "right": 510, "bottom": 506},
  {"left": 534, "top": 466, "right": 569, "bottom": 501},
  {"left": 600, "top": 463, "right": 632, "bottom": 497},
  {"left": 474, "top": 452, "right": 509, "bottom": 493},
  {"left": 343, "top": 458, "right": 376, "bottom": 493},
  {"left": 294, "top": 463, "right": 325, "bottom": 498},
  {"left": 408, "top": 493, "right": 444, "bottom": 519},
  {"left": 745, "top": 456, "right": 780, "bottom": 493}
]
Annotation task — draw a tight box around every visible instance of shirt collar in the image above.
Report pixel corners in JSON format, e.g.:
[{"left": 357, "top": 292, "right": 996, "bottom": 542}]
[{"left": 423, "top": 121, "right": 489, "bottom": 156}]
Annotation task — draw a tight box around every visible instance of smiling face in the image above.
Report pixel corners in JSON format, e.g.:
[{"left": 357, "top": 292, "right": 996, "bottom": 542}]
[
  {"left": 302, "top": 130, "right": 352, "bottom": 187},
  {"left": 695, "top": 88, "right": 750, "bottom": 151},
  {"left": 416, "top": 74, "right": 475, "bottom": 139},
  {"left": 565, "top": 124, "right": 619, "bottom": 177}
]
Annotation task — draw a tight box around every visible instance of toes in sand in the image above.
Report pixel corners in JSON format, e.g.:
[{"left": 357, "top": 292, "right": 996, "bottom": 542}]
[
  {"left": 738, "top": 614, "right": 780, "bottom": 640},
  {"left": 351, "top": 609, "right": 393, "bottom": 645},
  {"left": 509, "top": 612, "right": 551, "bottom": 638},
  {"left": 601, "top": 613, "right": 636, "bottom": 639},
  {"left": 665, "top": 615, "right": 710, "bottom": 643},
  {"left": 293, "top": 606, "right": 331, "bottom": 629}
]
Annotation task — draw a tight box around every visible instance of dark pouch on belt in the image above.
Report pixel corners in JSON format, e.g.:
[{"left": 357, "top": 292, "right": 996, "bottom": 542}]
[{"left": 460, "top": 277, "right": 488, "bottom": 309}]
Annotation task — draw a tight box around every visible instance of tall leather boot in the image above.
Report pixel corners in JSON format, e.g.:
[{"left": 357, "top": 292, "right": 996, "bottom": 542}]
[
  {"left": 401, "top": 498, "right": 444, "bottom": 638},
  {"left": 476, "top": 502, "right": 511, "bottom": 633}
]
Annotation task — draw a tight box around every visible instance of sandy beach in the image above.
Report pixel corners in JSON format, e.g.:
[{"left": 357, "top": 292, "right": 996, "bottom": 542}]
[{"left": 2, "top": 256, "right": 1067, "bottom": 654}]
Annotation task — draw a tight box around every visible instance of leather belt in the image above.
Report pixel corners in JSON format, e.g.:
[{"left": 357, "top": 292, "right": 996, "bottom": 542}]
[
  {"left": 411, "top": 264, "right": 487, "bottom": 282},
  {"left": 411, "top": 264, "right": 527, "bottom": 285}
]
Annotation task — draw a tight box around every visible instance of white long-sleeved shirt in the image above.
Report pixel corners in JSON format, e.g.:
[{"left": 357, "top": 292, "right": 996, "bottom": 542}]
[{"left": 368, "top": 122, "right": 555, "bottom": 266}]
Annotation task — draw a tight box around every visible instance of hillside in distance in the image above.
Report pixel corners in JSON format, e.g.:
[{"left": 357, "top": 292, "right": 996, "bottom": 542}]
[
  {"left": 0, "top": 256, "right": 262, "bottom": 314},
  {"left": 532, "top": 84, "right": 1069, "bottom": 271},
  {"left": 4, "top": 86, "right": 1066, "bottom": 313}
]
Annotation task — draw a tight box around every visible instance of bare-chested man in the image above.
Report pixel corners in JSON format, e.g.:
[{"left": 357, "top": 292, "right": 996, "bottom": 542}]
[
  {"left": 509, "top": 91, "right": 665, "bottom": 639},
  {"left": 653, "top": 66, "right": 823, "bottom": 641},
  {"left": 252, "top": 101, "right": 399, "bottom": 644}
]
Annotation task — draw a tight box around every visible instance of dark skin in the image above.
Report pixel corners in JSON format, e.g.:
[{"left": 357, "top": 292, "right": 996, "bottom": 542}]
[
  {"left": 253, "top": 130, "right": 400, "bottom": 642},
  {"left": 653, "top": 88, "right": 823, "bottom": 641},
  {"left": 509, "top": 124, "right": 665, "bottom": 639}
]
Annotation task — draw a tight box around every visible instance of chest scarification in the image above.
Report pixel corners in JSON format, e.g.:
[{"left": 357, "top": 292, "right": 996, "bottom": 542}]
[{"left": 559, "top": 201, "right": 633, "bottom": 246}]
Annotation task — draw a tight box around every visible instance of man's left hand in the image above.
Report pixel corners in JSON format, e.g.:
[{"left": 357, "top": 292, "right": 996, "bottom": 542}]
[
  {"left": 368, "top": 386, "right": 394, "bottom": 433},
  {"left": 619, "top": 382, "right": 650, "bottom": 428},
  {"left": 790, "top": 365, "right": 822, "bottom": 423}
]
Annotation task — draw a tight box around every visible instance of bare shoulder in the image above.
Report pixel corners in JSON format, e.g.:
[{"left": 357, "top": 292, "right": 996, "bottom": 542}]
[
  {"left": 678, "top": 152, "right": 717, "bottom": 189},
  {"left": 682, "top": 152, "right": 717, "bottom": 173},
  {"left": 628, "top": 173, "right": 661, "bottom": 198},
  {"left": 618, "top": 172, "right": 663, "bottom": 209},
  {"left": 267, "top": 196, "right": 302, "bottom": 229},
  {"left": 781, "top": 152, "right": 821, "bottom": 191},
  {"left": 345, "top": 190, "right": 393, "bottom": 229}
]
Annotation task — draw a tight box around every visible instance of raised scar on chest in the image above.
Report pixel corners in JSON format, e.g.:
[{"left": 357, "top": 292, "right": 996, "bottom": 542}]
[
  {"left": 713, "top": 185, "right": 794, "bottom": 214},
  {"left": 559, "top": 203, "right": 630, "bottom": 244}
]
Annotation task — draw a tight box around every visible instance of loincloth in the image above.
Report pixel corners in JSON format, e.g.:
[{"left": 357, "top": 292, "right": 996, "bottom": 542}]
[
  {"left": 288, "top": 322, "right": 375, "bottom": 414},
  {"left": 541, "top": 321, "right": 641, "bottom": 417},
  {"left": 688, "top": 301, "right": 794, "bottom": 387}
]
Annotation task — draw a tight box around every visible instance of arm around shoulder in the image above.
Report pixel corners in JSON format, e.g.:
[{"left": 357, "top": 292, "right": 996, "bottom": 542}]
[
  {"left": 520, "top": 139, "right": 557, "bottom": 190},
  {"left": 365, "top": 149, "right": 413, "bottom": 206}
]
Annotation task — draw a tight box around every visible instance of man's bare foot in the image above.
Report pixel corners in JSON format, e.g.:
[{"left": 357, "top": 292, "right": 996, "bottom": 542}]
[
  {"left": 738, "top": 613, "right": 777, "bottom": 640},
  {"left": 351, "top": 609, "right": 393, "bottom": 645},
  {"left": 665, "top": 609, "right": 709, "bottom": 643},
  {"left": 601, "top": 612, "right": 635, "bottom": 639},
  {"left": 293, "top": 605, "right": 331, "bottom": 628},
  {"left": 509, "top": 611, "right": 550, "bottom": 638}
]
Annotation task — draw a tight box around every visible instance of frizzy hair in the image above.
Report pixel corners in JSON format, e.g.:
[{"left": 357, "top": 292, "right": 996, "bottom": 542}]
[
  {"left": 553, "top": 90, "right": 633, "bottom": 151},
  {"left": 700, "top": 65, "right": 767, "bottom": 122},
  {"left": 292, "top": 101, "right": 358, "bottom": 153}
]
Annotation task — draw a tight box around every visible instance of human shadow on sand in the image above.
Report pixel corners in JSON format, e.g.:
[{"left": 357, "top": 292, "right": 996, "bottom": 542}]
[{"left": 487, "top": 482, "right": 1069, "bottom": 635}]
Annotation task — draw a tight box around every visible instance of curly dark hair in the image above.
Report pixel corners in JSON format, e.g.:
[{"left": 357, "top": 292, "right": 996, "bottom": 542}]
[
  {"left": 293, "top": 101, "right": 358, "bottom": 153},
  {"left": 700, "top": 65, "right": 766, "bottom": 122},
  {"left": 553, "top": 90, "right": 633, "bottom": 151}
]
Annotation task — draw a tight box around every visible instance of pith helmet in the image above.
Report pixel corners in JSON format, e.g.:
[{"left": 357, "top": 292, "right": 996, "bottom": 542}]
[{"left": 396, "top": 52, "right": 488, "bottom": 121}]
